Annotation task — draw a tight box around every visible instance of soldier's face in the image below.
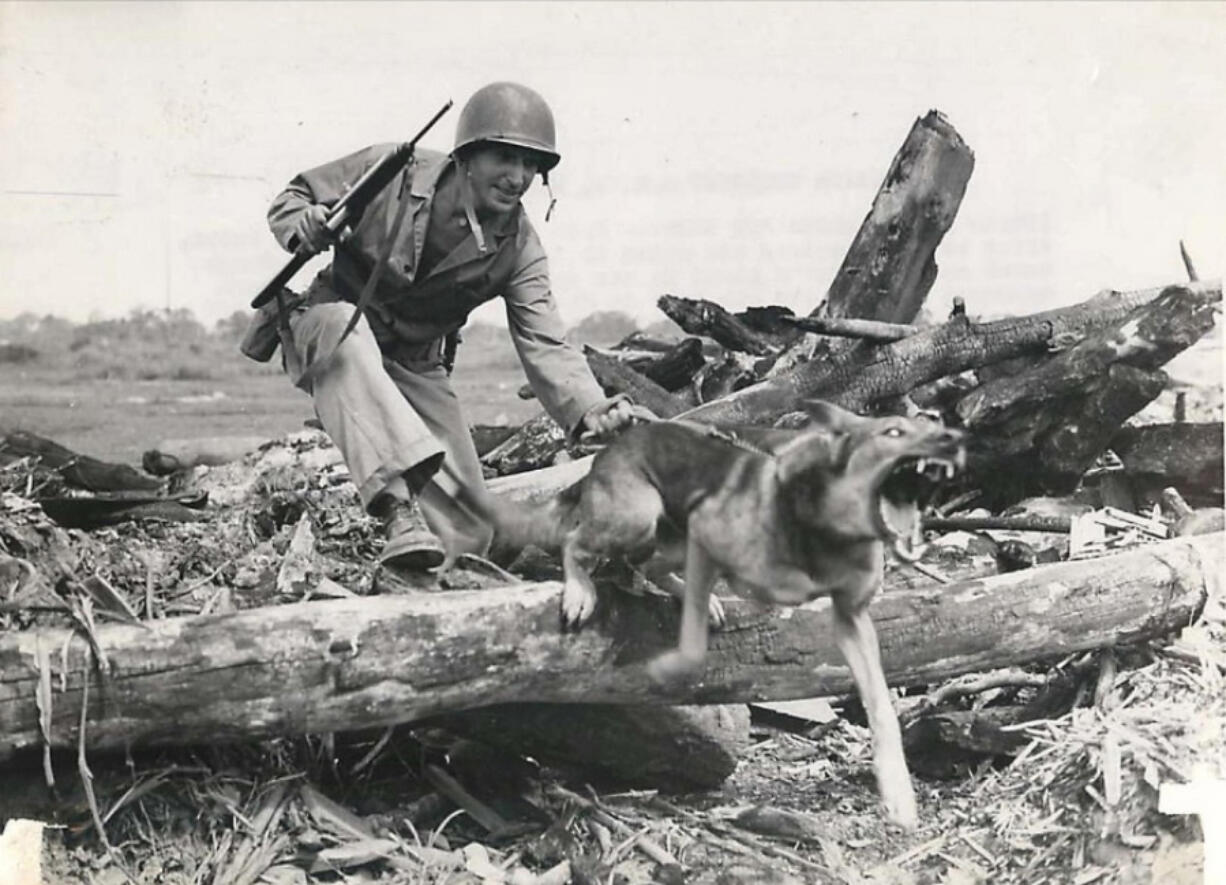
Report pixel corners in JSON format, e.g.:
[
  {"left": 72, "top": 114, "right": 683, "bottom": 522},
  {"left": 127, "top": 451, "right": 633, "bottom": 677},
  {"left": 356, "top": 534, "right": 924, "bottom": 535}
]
[{"left": 465, "top": 144, "right": 540, "bottom": 217}]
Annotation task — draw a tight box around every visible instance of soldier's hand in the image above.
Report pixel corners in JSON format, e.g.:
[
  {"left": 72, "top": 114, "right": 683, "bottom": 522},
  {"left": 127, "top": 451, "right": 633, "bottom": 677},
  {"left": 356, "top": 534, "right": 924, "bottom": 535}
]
[
  {"left": 579, "top": 395, "right": 657, "bottom": 442},
  {"left": 290, "top": 204, "right": 334, "bottom": 254}
]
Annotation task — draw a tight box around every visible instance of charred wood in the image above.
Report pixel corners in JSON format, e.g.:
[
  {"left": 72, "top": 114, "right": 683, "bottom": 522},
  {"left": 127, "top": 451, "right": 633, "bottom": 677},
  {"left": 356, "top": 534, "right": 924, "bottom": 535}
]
[
  {"left": 488, "top": 348, "right": 695, "bottom": 475},
  {"left": 1, "top": 430, "right": 164, "bottom": 494},
  {"left": 956, "top": 284, "right": 1219, "bottom": 498},
  {"left": 1111, "top": 422, "right": 1225, "bottom": 508},
  {"left": 776, "top": 110, "right": 974, "bottom": 372},
  {"left": 471, "top": 425, "right": 519, "bottom": 458},
  {"left": 600, "top": 336, "right": 708, "bottom": 392},
  {"left": 657, "top": 294, "right": 793, "bottom": 356},
  {"left": 682, "top": 280, "right": 1221, "bottom": 426},
  {"left": 519, "top": 338, "right": 707, "bottom": 401},
  {"left": 489, "top": 281, "right": 1220, "bottom": 499},
  {"left": 480, "top": 413, "right": 568, "bottom": 477},
  {"left": 612, "top": 331, "right": 687, "bottom": 353},
  {"left": 693, "top": 351, "right": 760, "bottom": 404},
  {"left": 582, "top": 347, "right": 690, "bottom": 419},
  {"left": 436, "top": 703, "right": 749, "bottom": 791},
  {"left": 820, "top": 111, "right": 975, "bottom": 326}
]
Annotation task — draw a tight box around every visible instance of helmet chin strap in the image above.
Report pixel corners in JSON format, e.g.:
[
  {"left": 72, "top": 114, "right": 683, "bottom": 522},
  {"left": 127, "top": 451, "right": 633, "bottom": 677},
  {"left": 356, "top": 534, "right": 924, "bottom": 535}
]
[
  {"left": 543, "top": 171, "right": 557, "bottom": 222},
  {"left": 458, "top": 155, "right": 555, "bottom": 236},
  {"left": 457, "top": 159, "right": 488, "bottom": 253}
]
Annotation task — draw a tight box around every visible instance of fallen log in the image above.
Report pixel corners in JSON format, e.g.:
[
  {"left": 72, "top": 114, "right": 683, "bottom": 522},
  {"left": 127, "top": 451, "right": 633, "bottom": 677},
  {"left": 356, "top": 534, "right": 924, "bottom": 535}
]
[
  {"left": 490, "top": 343, "right": 699, "bottom": 474},
  {"left": 922, "top": 514, "right": 1072, "bottom": 534},
  {"left": 780, "top": 315, "right": 918, "bottom": 343},
  {"left": 958, "top": 285, "right": 1219, "bottom": 427},
  {"left": 0, "top": 430, "right": 164, "bottom": 493},
  {"left": 520, "top": 337, "right": 707, "bottom": 399},
  {"left": 694, "top": 350, "right": 760, "bottom": 404},
  {"left": 1, "top": 535, "right": 1215, "bottom": 757},
  {"left": 480, "top": 413, "right": 568, "bottom": 477},
  {"left": 1110, "top": 422, "right": 1225, "bottom": 508},
  {"left": 487, "top": 280, "right": 1221, "bottom": 501},
  {"left": 681, "top": 279, "right": 1223, "bottom": 426},
  {"left": 582, "top": 347, "right": 690, "bottom": 419},
  {"left": 487, "top": 112, "right": 977, "bottom": 475},
  {"left": 141, "top": 435, "right": 268, "bottom": 476},
  {"left": 1034, "top": 365, "right": 1168, "bottom": 493},
  {"left": 958, "top": 284, "right": 1220, "bottom": 495},
  {"left": 657, "top": 294, "right": 793, "bottom": 356},
  {"left": 624, "top": 336, "right": 708, "bottom": 392}
]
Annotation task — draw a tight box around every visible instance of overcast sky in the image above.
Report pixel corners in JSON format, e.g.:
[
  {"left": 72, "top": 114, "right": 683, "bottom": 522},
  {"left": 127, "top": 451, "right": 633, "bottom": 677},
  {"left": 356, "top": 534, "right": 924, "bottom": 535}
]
[{"left": 1, "top": 1, "right": 1222, "bottom": 329}]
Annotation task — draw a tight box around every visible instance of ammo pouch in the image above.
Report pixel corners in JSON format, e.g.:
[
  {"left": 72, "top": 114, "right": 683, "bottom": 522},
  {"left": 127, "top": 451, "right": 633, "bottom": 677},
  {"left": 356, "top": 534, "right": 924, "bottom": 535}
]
[{"left": 239, "top": 288, "right": 307, "bottom": 362}]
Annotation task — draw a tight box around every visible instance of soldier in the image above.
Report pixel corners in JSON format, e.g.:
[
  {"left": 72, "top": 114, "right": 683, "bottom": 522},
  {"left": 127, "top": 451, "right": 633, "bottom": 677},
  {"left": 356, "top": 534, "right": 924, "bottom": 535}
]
[{"left": 246, "top": 82, "right": 642, "bottom": 572}]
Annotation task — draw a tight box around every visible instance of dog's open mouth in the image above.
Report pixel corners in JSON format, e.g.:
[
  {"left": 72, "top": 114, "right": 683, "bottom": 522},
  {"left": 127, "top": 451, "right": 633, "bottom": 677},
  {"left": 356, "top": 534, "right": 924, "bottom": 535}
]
[{"left": 877, "top": 455, "right": 962, "bottom": 562}]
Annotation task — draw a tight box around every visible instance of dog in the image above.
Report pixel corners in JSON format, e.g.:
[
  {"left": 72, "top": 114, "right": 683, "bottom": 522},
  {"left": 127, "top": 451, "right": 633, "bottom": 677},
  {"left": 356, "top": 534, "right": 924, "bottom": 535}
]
[{"left": 494, "top": 399, "right": 965, "bottom": 829}]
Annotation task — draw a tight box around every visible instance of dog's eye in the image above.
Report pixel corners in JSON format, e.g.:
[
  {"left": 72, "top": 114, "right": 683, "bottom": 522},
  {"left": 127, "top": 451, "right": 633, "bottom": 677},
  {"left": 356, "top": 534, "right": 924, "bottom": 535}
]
[{"left": 884, "top": 427, "right": 905, "bottom": 437}]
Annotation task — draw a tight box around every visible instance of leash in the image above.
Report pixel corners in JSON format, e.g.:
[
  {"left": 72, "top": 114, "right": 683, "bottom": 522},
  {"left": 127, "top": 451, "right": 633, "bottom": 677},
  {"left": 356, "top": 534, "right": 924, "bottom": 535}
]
[
  {"left": 576, "top": 395, "right": 775, "bottom": 459},
  {"left": 695, "top": 424, "right": 775, "bottom": 458}
]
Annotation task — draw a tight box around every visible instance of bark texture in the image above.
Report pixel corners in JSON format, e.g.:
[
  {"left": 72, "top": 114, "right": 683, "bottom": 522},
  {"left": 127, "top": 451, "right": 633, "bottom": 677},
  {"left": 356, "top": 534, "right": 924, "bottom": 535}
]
[{"left": 1, "top": 535, "right": 1215, "bottom": 758}]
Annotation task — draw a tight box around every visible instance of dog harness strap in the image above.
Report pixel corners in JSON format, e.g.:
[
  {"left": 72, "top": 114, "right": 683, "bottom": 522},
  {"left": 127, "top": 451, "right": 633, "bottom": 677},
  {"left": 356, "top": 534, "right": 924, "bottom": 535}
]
[{"left": 700, "top": 425, "right": 773, "bottom": 458}]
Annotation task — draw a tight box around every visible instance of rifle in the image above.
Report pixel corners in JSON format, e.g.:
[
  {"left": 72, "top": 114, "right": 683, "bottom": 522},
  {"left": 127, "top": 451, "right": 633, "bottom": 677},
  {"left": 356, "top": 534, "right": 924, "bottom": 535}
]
[{"left": 250, "top": 99, "right": 454, "bottom": 309}]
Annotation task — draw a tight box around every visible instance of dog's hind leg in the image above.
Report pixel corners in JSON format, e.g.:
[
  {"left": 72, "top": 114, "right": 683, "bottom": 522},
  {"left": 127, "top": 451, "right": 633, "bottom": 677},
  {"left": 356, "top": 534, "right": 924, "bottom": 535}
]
[
  {"left": 831, "top": 596, "right": 918, "bottom": 831},
  {"left": 647, "top": 534, "right": 718, "bottom": 686},
  {"left": 639, "top": 555, "right": 726, "bottom": 630}
]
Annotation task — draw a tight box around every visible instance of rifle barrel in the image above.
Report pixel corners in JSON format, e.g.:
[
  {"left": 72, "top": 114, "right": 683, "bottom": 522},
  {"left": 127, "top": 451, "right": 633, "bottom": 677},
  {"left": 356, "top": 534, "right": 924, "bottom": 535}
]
[{"left": 250, "top": 99, "right": 454, "bottom": 310}]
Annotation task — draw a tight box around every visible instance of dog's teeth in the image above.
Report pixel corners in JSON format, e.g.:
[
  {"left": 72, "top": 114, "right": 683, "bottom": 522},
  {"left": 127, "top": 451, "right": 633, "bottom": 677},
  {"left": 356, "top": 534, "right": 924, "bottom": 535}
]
[
  {"left": 944, "top": 462, "right": 955, "bottom": 479},
  {"left": 916, "top": 458, "right": 927, "bottom": 474}
]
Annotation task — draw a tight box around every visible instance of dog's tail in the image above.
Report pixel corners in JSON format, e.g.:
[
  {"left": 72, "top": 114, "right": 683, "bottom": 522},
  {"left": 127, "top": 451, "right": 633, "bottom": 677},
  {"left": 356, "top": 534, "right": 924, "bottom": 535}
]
[{"left": 486, "top": 479, "right": 584, "bottom": 555}]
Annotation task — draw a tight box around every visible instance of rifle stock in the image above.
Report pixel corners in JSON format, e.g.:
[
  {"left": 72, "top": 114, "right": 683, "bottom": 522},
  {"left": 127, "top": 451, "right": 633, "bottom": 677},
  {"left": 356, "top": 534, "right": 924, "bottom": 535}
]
[{"left": 251, "top": 100, "right": 453, "bottom": 309}]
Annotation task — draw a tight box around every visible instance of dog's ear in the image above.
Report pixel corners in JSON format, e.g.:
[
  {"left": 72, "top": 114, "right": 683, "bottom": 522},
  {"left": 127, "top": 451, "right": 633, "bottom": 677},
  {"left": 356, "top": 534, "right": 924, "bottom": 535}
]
[
  {"left": 775, "top": 429, "right": 849, "bottom": 483},
  {"left": 799, "top": 399, "right": 862, "bottom": 433}
]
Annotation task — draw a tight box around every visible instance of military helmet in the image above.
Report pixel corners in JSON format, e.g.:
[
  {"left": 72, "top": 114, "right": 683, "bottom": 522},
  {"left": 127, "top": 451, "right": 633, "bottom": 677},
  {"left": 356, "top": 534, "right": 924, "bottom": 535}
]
[{"left": 453, "top": 82, "right": 560, "bottom": 172}]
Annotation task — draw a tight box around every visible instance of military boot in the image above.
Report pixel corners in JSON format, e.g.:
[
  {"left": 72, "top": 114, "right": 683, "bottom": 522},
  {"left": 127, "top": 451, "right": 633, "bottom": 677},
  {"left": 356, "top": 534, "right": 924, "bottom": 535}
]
[{"left": 377, "top": 497, "right": 445, "bottom": 572}]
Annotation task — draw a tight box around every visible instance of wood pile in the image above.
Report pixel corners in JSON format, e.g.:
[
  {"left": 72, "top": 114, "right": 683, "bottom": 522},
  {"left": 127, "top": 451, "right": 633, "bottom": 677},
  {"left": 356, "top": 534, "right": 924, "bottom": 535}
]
[{"left": 1, "top": 109, "right": 1222, "bottom": 883}]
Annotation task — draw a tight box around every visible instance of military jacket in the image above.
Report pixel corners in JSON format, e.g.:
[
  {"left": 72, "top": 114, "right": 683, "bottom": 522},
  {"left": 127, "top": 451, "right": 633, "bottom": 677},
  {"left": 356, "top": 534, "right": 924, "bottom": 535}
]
[{"left": 266, "top": 146, "right": 605, "bottom": 432}]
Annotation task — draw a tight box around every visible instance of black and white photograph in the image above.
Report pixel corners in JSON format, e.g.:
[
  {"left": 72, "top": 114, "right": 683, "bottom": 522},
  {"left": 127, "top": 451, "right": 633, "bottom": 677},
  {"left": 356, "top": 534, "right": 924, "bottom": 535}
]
[{"left": 1, "top": 2, "right": 1223, "bottom": 883}]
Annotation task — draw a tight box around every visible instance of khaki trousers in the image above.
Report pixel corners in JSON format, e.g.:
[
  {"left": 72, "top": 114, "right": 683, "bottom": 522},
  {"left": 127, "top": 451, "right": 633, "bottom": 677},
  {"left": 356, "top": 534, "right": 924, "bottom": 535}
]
[{"left": 286, "top": 302, "right": 494, "bottom": 557}]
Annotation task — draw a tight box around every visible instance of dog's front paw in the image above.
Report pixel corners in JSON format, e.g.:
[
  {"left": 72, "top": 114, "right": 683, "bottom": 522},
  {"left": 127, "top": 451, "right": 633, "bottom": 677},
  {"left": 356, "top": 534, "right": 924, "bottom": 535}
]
[
  {"left": 707, "top": 594, "right": 726, "bottom": 630},
  {"left": 646, "top": 649, "right": 704, "bottom": 687},
  {"left": 881, "top": 779, "right": 918, "bottom": 831},
  {"left": 560, "top": 575, "right": 598, "bottom": 629}
]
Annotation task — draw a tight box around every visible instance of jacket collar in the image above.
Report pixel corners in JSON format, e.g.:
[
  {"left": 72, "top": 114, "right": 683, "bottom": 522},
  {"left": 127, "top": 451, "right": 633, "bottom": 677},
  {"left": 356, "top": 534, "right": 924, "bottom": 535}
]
[
  {"left": 410, "top": 149, "right": 451, "bottom": 200},
  {"left": 411, "top": 150, "right": 520, "bottom": 240}
]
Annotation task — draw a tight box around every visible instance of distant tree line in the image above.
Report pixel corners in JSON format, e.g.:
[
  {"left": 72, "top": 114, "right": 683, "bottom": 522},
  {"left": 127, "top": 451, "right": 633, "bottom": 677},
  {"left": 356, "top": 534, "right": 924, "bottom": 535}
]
[{"left": 0, "top": 306, "right": 668, "bottom": 378}]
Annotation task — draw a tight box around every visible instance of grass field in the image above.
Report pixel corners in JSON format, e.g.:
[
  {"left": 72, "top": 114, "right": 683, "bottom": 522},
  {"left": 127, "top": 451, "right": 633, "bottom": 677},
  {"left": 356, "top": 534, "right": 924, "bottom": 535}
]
[
  {"left": 0, "top": 367, "right": 546, "bottom": 467},
  {"left": 0, "top": 314, "right": 543, "bottom": 466},
  {"left": 2, "top": 311, "right": 1220, "bottom": 468}
]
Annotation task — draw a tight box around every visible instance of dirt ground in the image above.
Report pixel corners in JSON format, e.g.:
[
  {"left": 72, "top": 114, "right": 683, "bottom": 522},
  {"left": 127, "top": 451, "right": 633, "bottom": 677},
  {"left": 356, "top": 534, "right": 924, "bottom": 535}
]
[
  {"left": 1, "top": 419, "right": 1221, "bottom": 884},
  {"left": 0, "top": 325, "right": 1221, "bottom": 884}
]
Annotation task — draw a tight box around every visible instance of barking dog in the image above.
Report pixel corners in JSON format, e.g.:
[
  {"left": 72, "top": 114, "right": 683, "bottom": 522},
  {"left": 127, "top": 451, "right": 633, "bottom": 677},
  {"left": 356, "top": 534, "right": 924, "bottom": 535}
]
[{"left": 499, "top": 399, "right": 965, "bottom": 829}]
